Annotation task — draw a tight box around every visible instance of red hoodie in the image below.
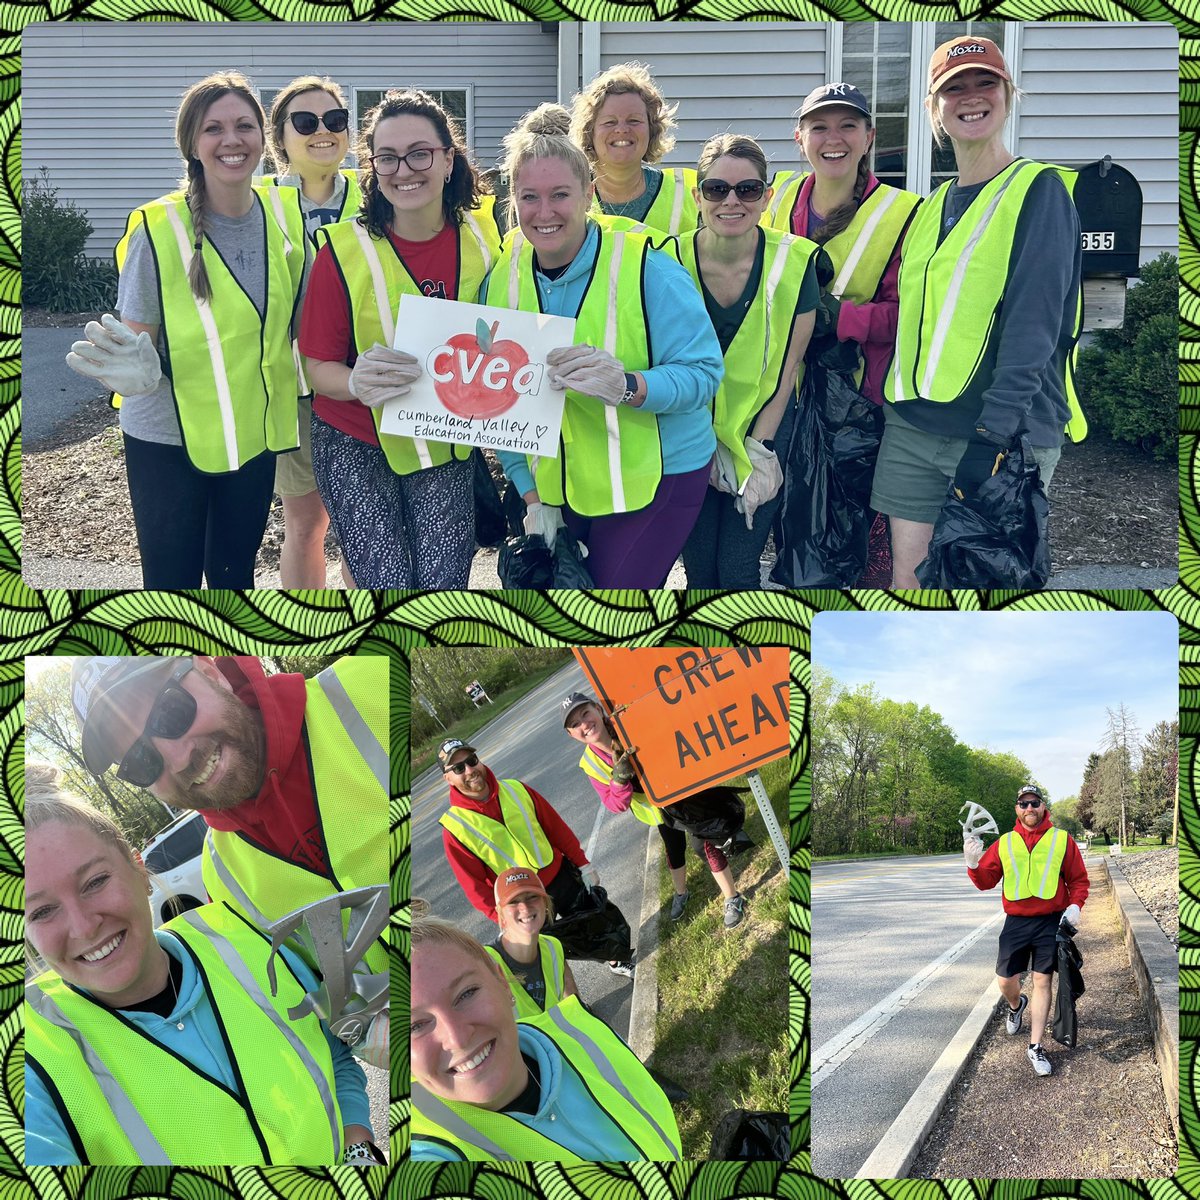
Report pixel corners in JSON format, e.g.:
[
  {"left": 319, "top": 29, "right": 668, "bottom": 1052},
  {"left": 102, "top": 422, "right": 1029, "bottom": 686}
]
[
  {"left": 200, "top": 657, "right": 328, "bottom": 875},
  {"left": 967, "top": 813, "right": 1090, "bottom": 916},
  {"left": 441, "top": 767, "right": 590, "bottom": 922}
]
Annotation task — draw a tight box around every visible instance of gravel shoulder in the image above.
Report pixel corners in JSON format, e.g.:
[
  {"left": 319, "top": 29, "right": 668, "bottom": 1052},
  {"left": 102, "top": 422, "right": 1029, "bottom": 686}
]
[{"left": 911, "top": 850, "right": 1178, "bottom": 1179}]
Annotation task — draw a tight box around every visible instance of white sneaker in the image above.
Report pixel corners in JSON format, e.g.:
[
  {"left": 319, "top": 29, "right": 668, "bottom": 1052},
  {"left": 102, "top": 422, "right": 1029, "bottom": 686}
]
[
  {"left": 1005, "top": 993, "right": 1028, "bottom": 1035},
  {"left": 1026, "top": 1043, "right": 1052, "bottom": 1076}
]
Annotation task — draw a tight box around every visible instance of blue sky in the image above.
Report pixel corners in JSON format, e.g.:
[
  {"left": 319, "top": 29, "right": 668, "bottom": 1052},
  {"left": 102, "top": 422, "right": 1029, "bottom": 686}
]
[{"left": 811, "top": 611, "right": 1178, "bottom": 801}]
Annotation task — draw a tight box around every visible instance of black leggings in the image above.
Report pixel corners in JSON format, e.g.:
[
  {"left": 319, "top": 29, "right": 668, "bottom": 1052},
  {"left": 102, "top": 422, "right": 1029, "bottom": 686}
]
[
  {"left": 123, "top": 434, "right": 276, "bottom": 589},
  {"left": 658, "top": 822, "right": 729, "bottom": 873}
]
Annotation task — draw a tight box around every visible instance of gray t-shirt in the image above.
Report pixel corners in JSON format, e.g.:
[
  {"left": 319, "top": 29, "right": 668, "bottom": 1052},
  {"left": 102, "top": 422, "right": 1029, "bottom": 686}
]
[{"left": 117, "top": 204, "right": 268, "bottom": 444}]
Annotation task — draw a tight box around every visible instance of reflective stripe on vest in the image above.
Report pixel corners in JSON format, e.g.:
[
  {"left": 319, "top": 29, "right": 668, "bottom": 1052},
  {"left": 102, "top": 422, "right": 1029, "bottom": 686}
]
[
  {"left": 887, "top": 160, "right": 1086, "bottom": 440},
  {"left": 411, "top": 994, "right": 682, "bottom": 1161},
  {"left": 200, "top": 658, "right": 389, "bottom": 976},
  {"left": 485, "top": 227, "right": 660, "bottom": 515},
  {"left": 592, "top": 167, "right": 699, "bottom": 236},
  {"left": 114, "top": 191, "right": 304, "bottom": 473},
  {"left": 485, "top": 934, "right": 567, "bottom": 1019},
  {"left": 438, "top": 778, "right": 555, "bottom": 873},
  {"left": 316, "top": 210, "right": 500, "bottom": 474},
  {"left": 578, "top": 745, "right": 664, "bottom": 826},
  {"left": 25, "top": 904, "right": 341, "bottom": 1164},
  {"left": 999, "top": 827, "right": 1069, "bottom": 901},
  {"left": 678, "top": 227, "right": 818, "bottom": 488},
  {"left": 258, "top": 168, "right": 364, "bottom": 243}
]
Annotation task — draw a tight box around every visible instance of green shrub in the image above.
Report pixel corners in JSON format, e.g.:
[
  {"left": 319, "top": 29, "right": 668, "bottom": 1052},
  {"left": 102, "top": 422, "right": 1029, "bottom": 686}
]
[
  {"left": 22, "top": 167, "right": 118, "bottom": 311},
  {"left": 1075, "top": 252, "right": 1178, "bottom": 459}
]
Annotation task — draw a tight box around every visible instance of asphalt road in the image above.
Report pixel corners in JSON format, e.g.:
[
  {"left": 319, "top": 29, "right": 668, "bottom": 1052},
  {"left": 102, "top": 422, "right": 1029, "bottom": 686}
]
[
  {"left": 411, "top": 657, "right": 654, "bottom": 1039},
  {"left": 810, "top": 854, "right": 1005, "bottom": 1177}
]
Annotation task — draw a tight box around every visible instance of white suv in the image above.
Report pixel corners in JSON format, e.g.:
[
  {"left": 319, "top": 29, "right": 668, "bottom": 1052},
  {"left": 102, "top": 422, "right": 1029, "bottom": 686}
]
[{"left": 143, "top": 811, "right": 209, "bottom": 925}]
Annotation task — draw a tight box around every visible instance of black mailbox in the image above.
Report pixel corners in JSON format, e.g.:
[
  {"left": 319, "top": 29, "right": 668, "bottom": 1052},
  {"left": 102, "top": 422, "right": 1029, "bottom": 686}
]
[{"left": 1072, "top": 158, "right": 1143, "bottom": 278}]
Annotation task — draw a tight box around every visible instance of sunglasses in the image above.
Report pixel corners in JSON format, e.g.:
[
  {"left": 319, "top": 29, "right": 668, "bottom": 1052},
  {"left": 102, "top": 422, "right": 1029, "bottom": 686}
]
[
  {"left": 699, "top": 178, "right": 767, "bottom": 203},
  {"left": 446, "top": 754, "right": 480, "bottom": 776},
  {"left": 116, "top": 661, "right": 197, "bottom": 788},
  {"left": 288, "top": 108, "right": 350, "bottom": 136},
  {"left": 1017, "top": 799, "right": 1043, "bottom": 809}
]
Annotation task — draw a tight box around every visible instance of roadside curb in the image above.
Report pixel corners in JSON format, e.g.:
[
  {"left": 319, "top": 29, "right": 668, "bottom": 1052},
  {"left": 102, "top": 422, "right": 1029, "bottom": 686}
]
[
  {"left": 1105, "top": 858, "right": 1179, "bottom": 1134},
  {"left": 627, "top": 823, "right": 663, "bottom": 1061},
  {"left": 856, "top": 855, "right": 1178, "bottom": 1177}
]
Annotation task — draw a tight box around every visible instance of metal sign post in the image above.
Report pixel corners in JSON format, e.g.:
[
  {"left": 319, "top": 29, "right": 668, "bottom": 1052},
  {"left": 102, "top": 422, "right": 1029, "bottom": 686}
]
[{"left": 746, "top": 768, "right": 789, "bottom": 876}]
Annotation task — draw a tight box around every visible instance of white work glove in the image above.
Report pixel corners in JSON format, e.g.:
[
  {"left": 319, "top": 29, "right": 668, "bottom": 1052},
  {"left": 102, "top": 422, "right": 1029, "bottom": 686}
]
[
  {"left": 583, "top": 866, "right": 601, "bottom": 890},
  {"left": 548, "top": 344, "right": 627, "bottom": 406},
  {"left": 1062, "top": 903, "right": 1081, "bottom": 928},
  {"left": 963, "top": 835, "right": 984, "bottom": 869},
  {"left": 710, "top": 442, "right": 740, "bottom": 495},
  {"left": 347, "top": 343, "right": 421, "bottom": 409},
  {"left": 353, "top": 1010, "right": 389, "bottom": 1070},
  {"left": 66, "top": 314, "right": 162, "bottom": 395},
  {"left": 522, "top": 502, "right": 565, "bottom": 552},
  {"left": 733, "top": 436, "right": 784, "bottom": 530}
]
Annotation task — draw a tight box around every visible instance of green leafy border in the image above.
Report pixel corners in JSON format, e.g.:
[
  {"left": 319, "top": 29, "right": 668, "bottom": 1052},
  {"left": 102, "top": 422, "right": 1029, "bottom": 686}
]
[{"left": 3, "top": 3, "right": 1199, "bottom": 1199}]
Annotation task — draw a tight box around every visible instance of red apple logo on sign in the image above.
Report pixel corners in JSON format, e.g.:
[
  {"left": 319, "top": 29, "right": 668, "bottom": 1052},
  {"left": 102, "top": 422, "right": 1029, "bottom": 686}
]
[{"left": 428, "top": 319, "right": 544, "bottom": 419}]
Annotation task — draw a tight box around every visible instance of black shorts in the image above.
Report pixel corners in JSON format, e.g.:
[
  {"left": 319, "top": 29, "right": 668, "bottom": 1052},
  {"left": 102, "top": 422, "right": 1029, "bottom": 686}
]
[{"left": 996, "top": 912, "right": 1061, "bottom": 977}]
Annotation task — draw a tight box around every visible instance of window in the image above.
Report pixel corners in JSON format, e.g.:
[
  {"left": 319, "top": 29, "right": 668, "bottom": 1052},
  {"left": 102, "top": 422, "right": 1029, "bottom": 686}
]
[
  {"left": 841, "top": 23, "right": 911, "bottom": 192},
  {"left": 352, "top": 87, "right": 470, "bottom": 164}
]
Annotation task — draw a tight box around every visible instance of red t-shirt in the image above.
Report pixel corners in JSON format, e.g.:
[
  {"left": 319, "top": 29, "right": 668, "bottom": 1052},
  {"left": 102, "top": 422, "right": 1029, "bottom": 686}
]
[{"left": 299, "top": 222, "right": 461, "bottom": 443}]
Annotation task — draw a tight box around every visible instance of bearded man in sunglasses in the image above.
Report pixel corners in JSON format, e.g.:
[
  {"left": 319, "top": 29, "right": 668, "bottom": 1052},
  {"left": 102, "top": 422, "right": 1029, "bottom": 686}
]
[
  {"left": 962, "top": 784, "right": 1089, "bottom": 1077},
  {"left": 69, "top": 655, "right": 387, "bottom": 974}
]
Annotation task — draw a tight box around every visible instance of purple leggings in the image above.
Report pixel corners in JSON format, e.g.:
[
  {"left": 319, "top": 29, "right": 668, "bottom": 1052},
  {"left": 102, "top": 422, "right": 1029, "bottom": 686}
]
[{"left": 563, "top": 462, "right": 711, "bottom": 587}]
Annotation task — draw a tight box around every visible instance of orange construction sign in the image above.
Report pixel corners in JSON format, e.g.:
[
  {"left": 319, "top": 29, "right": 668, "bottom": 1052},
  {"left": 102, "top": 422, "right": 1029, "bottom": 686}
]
[{"left": 573, "top": 647, "right": 790, "bottom": 806}]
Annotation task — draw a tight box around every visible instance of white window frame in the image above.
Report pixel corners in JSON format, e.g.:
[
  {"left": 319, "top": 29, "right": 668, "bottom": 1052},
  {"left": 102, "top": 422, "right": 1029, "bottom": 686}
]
[{"left": 349, "top": 84, "right": 475, "bottom": 165}]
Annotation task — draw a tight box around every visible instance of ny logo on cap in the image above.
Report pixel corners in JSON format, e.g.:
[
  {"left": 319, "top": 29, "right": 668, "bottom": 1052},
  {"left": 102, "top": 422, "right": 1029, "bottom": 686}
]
[{"left": 827, "top": 83, "right": 850, "bottom": 96}]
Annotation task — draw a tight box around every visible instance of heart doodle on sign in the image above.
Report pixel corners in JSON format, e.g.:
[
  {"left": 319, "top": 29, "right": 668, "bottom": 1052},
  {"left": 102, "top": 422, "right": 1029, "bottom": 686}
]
[{"left": 536, "top": 425, "right": 549, "bottom": 439}]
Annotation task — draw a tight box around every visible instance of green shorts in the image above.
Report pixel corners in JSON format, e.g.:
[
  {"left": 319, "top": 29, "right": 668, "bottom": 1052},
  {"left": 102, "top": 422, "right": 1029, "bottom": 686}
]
[
  {"left": 870, "top": 405, "right": 1061, "bottom": 525},
  {"left": 274, "top": 394, "right": 317, "bottom": 497}
]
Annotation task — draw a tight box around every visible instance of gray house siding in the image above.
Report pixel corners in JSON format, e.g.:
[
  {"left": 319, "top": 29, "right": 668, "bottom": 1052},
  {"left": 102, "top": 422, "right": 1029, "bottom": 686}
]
[{"left": 21, "top": 22, "right": 558, "bottom": 256}]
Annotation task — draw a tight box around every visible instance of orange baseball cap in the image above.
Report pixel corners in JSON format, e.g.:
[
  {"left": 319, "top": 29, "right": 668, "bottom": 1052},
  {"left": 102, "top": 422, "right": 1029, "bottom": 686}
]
[{"left": 928, "top": 36, "right": 1011, "bottom": 95}]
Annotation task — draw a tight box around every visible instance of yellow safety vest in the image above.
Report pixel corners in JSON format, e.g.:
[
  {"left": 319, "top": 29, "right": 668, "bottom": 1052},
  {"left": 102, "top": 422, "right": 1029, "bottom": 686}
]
[
  {"left": 592, "top": 166, "right": 699, "bottom": 236},
  {"left": 678, "top": 227, "right": 819, "bottom": 488},
  {"left": 258, "top": 168, "right": 364, "bottom": 242},
  {"left": 24, "top": 903, "right": 343, "bottom": 1165},
  {"left": 412, "top": 995, "right": 682, "bottom": 1161},
  {"left": 886, "top": 160, "right": 1087, "bottom": 441},
  {"left": 578, "top": 744, "right": 664, "bottom": 827},
  {"left": 314, "top": 205, "right": 501, "bottom": 475},
  {"left": 200, "top": 658, "right": 389, "bottom": 976},
  {"left": 998, "top": 826, "right": 1070, "bottom": 902},
  {"left": 485, "top": 226, "right": 662, "bottom": 515},
  {"left": 485, "top": 934, "right": 568, "bottom": 1018},
  {"left": 439, "top": 778, "right": 556, "bottom": 874},
  {"left": 114, "top": 189, "right": 306, "bottom": 474}
]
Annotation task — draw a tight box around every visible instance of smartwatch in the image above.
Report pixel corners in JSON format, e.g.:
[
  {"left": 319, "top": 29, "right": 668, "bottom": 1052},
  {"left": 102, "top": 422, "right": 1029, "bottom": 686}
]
[{"left": 619, "top": 372, "right": 639, "bottom": 405}]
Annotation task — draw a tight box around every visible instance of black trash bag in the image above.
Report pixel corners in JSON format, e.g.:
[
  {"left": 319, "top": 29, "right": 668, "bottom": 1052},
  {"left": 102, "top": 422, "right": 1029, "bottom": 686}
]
[
  {"left": 1052, "top": 919, "right": 1085, "bottom": 1048},
  {"left": 545, "top": 883, "right": 634, "bottom": 963},
  {"left": 662, "top": 786, "right": 745, "bottom": 844},
  {"left": 709, "top": 1109, "right": 791, "bottom": 1160},
  {"left": 498, "top": 527, "right": 595, "bottom": 589},
  {"left": 500, "top": 479, "right": 527, "bottom": 540},
  {"left": 915, "top": 437, "right": 1051, "bottom": 589},
  {"left": 770, "top": 363, "right": 883, "bottom": 587},
  {"left": 472, "top": 449, "right": 507, "bottom": 549}
]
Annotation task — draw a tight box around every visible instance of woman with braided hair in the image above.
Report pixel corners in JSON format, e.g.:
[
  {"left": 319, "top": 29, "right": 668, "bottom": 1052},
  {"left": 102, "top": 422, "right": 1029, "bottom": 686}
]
[{"left": 66, "top": 71, "right": 307, "bottom": 589}]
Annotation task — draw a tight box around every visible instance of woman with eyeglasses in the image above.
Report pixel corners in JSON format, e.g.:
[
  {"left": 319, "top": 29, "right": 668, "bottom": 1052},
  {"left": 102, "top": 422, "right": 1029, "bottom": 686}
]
[
  {"left": 299, "top": 89, "right": 502, "bottom": 588},
  {"left": 259, "top": 76, "right": 358, "bottom": 590},
  {"left": 569, "top": 62, "right": 699, "bottom": 238},
  {"left": 23, "top": 763, "right": 382, "bottom": 1165},
  {"left": 873, "top": 38, "right": 1085, "bottom": 588},
  {"left": 764, "top": 83, "right": 922, "bottom": 586},
  {"left": 65, "top": 72, "right": 306, "bottom": 589},
  {"left": 677, "top": 134, "right": 819, "bottom": 588},
  {"left": 487, "top": 105, "right": 722, "bottom": 588}
]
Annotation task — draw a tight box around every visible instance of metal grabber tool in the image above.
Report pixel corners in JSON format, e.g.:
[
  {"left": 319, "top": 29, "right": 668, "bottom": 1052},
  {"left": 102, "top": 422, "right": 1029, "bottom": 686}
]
[{"left": 265, "top": 884, "right": 389, "bottom": 1046}]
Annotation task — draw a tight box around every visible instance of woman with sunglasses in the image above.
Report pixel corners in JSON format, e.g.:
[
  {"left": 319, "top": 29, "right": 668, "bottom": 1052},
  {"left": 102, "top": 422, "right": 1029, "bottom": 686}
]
[
  {"left": 299, "top": 89, "right": 501, "bottom": 588},
  {"left": 24, "top": 764, "right": 383, "bottom": 1165},
  {"left": 874, "top": 38, "right": 1085, "bottom": 588},
  {"left": 261, "top": 77, "right": 358, "bottom": 590},
  {"left": 65, "top": 72, "right": 306, "bottom": 589},
  {"left": 677, "top": 134, "right": 819, "bottom": 588},
  {"left": 569, "top": 62, "right": 699, "bottom": 238},
  {"left": 764, "top": 83, "right": 922, "bottom": 586},
  {"left": 487, "top": 105, "right": 722, "bottom": 588}
]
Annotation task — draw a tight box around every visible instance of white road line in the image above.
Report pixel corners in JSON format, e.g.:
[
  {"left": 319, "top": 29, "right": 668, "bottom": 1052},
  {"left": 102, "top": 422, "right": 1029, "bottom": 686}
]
[
  {"left": 585, "top": 802, "right": 607, "bottom": 864},
  {"left": 811, "top": 908, "right": 1004, "bottom": 1090}
]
